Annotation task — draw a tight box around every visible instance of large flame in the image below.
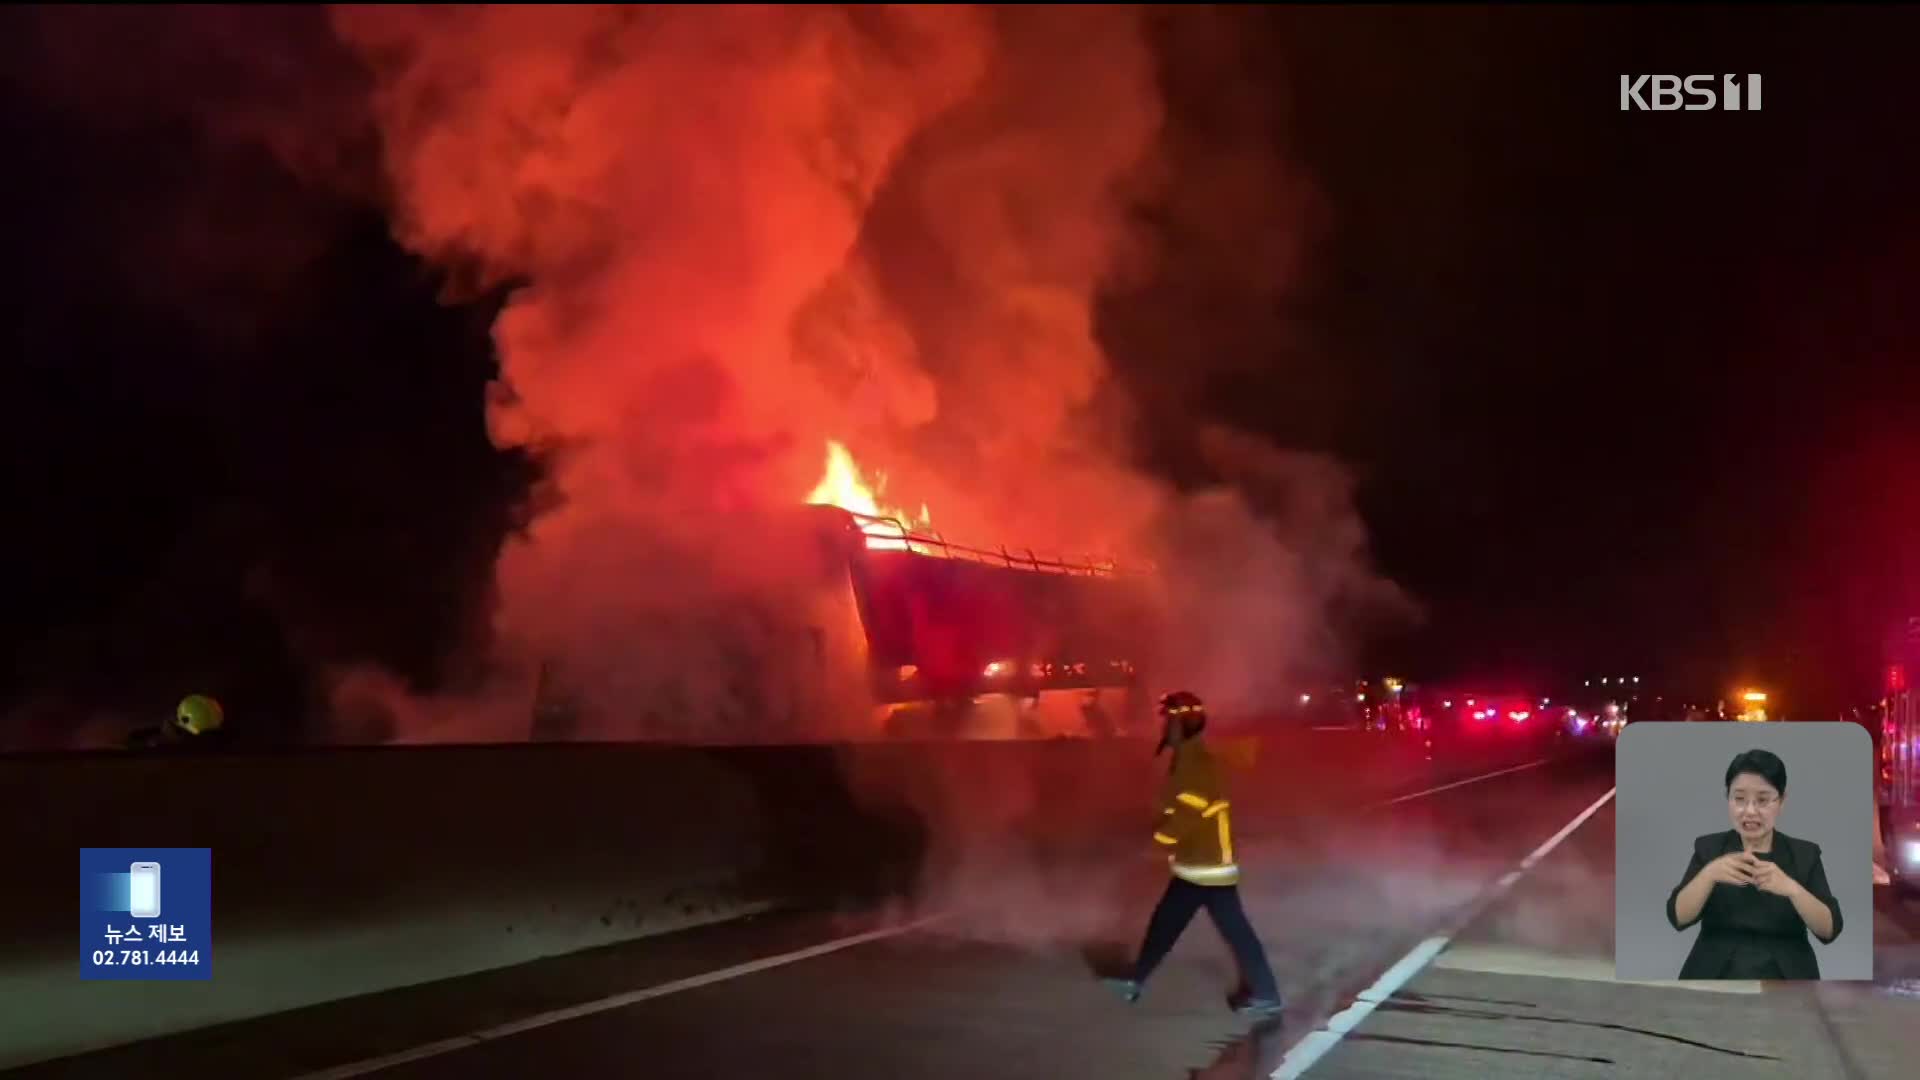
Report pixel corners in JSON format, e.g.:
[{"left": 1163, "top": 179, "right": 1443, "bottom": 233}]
[{"left": 806, "top": 440, "right": 932, "bottom": 550}]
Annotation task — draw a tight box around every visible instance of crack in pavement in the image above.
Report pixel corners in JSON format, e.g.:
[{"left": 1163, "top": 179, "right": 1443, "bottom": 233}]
[
  {"left": 1395, "top": 989, "right": 1539, "bottom": 1010},
  {"left": 1346, "top": 1031, "right": 1613, "bottom": 1064},
  {"left": 1378, "top": 993, "right": 1780, "bottom": 1060}
]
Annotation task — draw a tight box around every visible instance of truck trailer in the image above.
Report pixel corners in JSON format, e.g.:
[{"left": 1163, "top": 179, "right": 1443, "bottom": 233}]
[{"left": 531, "top": 505, "right": 1163, "bottom": 742}]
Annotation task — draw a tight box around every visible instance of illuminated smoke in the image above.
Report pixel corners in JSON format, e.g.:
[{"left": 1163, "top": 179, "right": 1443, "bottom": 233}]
[
  {"left": 327, "top": 5, "right": 1126, "bottom": 737},
  {"left": 0, "top": 5, "right": 1406, "bottom": 745},
  {"left": 328, "top": 4, "right": 1404, "bottom": 740},
  {"left": 1144, "top": 427, "right": 1420, "bottom": 717}
]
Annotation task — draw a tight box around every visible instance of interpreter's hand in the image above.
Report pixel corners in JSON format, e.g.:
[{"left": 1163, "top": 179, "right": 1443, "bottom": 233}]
[
  {"left": 1702, "top": 851, "right": 1760, "bottom": 888},
  {"left": 1749, "top": 859, "right": 1800, "bottom": 898}
]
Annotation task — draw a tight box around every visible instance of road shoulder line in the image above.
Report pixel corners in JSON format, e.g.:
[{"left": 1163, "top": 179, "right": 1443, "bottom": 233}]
[
  {"left": 1270, "top": 784, "right": 1617, "bottom": 1079},
  {"left": 1367, "top": 758, "right": 1550, "bottom": 808},
  {"left": 289, "top": 913, "right": 948, "bottom": 1080}
]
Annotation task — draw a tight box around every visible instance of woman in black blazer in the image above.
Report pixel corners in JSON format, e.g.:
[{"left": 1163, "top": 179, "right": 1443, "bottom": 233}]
[{"left": 1666, "top": 748, "right": 1843, "bottom": 979}]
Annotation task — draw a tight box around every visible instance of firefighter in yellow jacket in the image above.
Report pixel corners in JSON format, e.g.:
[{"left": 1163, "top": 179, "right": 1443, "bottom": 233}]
[{"left": 1105, "top": 690, "right": 1283, "bottom": 1016}]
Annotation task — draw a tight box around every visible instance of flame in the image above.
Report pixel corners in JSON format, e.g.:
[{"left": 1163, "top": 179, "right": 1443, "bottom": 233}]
[{"left": 805, "top": 440, "right": 932, "bottom": 550}]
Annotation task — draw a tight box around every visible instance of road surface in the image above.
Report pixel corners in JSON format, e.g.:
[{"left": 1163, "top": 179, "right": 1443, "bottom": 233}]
[{"left": 20, "top": 742, "right": 1916, "bottom": 1079}]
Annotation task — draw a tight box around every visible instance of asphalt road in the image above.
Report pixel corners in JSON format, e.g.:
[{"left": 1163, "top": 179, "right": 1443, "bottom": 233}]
[
  {"left": 1298, "top": 779, "right": 1920, "bottom": 1080},
  {"left": 34, "top": 737, "right": 1914, "bottom": 1078},
  {"left": 23, "top": 740, "right": 1635, "bottom": 1079}
]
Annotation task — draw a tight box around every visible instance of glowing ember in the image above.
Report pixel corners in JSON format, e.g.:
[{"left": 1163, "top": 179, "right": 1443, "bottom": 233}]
[{"left": 805, "top": 440, "right": 932, "bottom": 549}]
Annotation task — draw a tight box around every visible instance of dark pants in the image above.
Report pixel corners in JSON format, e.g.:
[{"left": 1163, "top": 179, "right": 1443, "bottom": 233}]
[{"left": 1132, "top": 878, "right": 1279, "bottom": 999}]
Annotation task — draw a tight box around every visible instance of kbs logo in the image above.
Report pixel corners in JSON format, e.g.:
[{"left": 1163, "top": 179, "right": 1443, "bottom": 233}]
[{"left": 1620, "top": 74, "right": 1762, "bottom": 111}]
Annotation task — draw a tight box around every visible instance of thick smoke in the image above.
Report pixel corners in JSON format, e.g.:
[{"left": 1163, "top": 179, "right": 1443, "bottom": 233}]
[
  {"left": 0, "top": 4, "right": 1406, "bottom": 745},
  {"left": 1144, "top": 427, "right": 1420, "bottom": 716},
  {"left": 326, "top": 3, "right": 1401, "bottom": 740}
]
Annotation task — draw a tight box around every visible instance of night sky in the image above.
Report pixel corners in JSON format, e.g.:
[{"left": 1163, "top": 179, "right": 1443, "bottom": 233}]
[
  {"left": 1164, "top": 6, "right": 1920, "bottom": 710},
  {"left": 4, "top": 6, "right": 1918, "bottom": 740}
]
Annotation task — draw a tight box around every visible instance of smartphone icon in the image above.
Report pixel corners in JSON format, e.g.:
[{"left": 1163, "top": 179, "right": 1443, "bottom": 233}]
[{"left": 129, "top": 862, "right": 161, "bottom": 919}]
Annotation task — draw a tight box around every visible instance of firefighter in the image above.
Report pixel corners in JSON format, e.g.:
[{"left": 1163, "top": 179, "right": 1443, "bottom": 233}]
[
  {"left": 127, "top": 694, "right": 228, "bottom": 750},
  {"left": 1104, "top": 690, "right": 1283, "bottom": 1016}
]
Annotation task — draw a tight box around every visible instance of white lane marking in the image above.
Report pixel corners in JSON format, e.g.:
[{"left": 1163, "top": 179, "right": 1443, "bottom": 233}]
[
  {"left": 1271, "top": 936, "right": 1449, "bottom": 1080},
  {"left": 290, "top": 913, "right": 949, "bottom": 1080},
  {"left": 1366, "top": 758, "right": 1549, "bottom": 808},
  {"left": 1271, "top": 785, "right": 1617, "bottom": 1080},
  {"left": 295, "top": 758, "right": 1568, "bottom": 1079}
]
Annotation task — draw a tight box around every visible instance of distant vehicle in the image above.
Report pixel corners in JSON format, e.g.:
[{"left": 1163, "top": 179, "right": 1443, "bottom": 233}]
[
  {"left": 1421, "top": 689, "right": 1552, "bottom": 748},
  {"left": 1880, "top": 629, "right": 1920, "bottom": 894},
  {"left": 1554, "top": 702, "right": 1618, "bottom": 742},
  {"left": 1731, "top": 689, "right": 1773, "bottom": 723},
  {"left": 1292, "top": 678, "right": 1429, "bottom": 735}
]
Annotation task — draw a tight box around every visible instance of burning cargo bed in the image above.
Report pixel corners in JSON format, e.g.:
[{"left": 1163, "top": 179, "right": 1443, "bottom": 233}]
[
  {"left": 838, "top": 511, "right": 1152, "bottom": 700},
  {"left": 529, "top": 506, "right": 1161, "bottom": 742}
]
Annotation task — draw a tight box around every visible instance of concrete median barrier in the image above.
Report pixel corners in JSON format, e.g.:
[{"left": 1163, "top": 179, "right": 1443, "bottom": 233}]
[
  {"left": 1, "top": 744, "right": 806, "bottom": 1069},
  {"left": 0, "top": 729, "right": 1552, "bottom": 1068}
]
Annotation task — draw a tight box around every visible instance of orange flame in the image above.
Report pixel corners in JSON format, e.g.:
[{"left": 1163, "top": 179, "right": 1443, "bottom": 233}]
[{"left": 805, "top": 440, "right": 931, "bottom": 550}]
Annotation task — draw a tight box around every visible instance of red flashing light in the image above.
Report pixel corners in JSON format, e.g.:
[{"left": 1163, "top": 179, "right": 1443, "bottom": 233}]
[{"left": 1890, "top": 664, "right": 1908, "bottom": 692}]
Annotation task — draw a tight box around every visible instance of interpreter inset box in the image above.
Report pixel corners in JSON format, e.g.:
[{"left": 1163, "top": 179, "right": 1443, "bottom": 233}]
[{"left": 1615, "top": 723, "right": 1872, "bottom": 980}]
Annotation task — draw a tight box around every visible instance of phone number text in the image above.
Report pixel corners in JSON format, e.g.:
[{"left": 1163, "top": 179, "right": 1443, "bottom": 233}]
[{"left": 89, "top": 949, "right": 200, "bottom": 966}]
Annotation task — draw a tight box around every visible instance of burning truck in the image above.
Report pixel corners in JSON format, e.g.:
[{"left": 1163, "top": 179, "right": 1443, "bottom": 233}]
[
  {"left": 816, "top": 507, "right": 1159, "bottom": 739},
  {"left": 529, "top": 447, "right": 1164, "bottom": 743}
]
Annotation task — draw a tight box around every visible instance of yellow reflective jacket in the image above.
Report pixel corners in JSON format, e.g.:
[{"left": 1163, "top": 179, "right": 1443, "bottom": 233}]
[{"left": 1151, "top": 739, "right": 1239, "bottom": 886}]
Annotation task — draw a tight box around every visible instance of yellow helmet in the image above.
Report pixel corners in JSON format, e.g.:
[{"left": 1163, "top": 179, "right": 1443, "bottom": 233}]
[{"left": 174, "top": 694, "right": 225, "bottom": 735}]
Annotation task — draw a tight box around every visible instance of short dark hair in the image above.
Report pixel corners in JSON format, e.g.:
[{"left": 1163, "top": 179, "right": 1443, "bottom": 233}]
[{"left": 1724, "top": 748, "right": 1787, "bottom": 797}]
